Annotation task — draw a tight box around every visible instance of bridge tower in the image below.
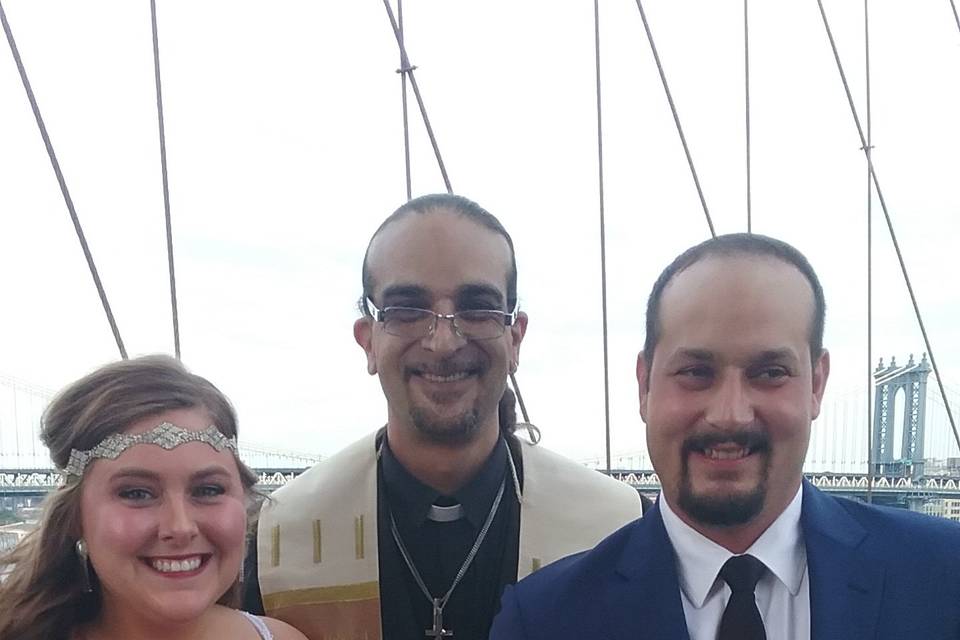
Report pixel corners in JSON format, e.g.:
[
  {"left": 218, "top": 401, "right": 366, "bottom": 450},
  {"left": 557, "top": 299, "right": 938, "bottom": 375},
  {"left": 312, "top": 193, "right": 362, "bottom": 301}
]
[{"left": 872, "top": 354, "right": 931, "bottom": 480}]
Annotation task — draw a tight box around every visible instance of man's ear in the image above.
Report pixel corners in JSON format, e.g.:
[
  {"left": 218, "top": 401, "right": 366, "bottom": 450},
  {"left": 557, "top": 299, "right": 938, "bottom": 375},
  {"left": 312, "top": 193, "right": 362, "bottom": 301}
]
[
  {"left": 353, "top": 317, "right": 377, "bottom": 375},
  {"left": 810, "top": 349, "right": 830, "bottom": 419},
  {"left": 636, "top": 351, "right": 650, "bottom": 422},
  {"left": 508, "top": 311, "right": 528, "bottom": 373}
]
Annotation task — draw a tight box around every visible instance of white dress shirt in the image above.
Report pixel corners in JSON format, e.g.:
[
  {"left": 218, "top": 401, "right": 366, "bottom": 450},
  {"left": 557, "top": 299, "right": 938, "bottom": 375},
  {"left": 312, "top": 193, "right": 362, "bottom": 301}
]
[{"left": 659, "top": 485, "right": 810, "bottom": 640}]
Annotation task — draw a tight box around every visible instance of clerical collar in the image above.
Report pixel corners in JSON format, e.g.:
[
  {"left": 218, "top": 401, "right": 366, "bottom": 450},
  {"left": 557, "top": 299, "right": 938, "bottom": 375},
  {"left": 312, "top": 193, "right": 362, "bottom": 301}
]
[{"left": 380, "top": 436, "right": 509, "bottom": 530}]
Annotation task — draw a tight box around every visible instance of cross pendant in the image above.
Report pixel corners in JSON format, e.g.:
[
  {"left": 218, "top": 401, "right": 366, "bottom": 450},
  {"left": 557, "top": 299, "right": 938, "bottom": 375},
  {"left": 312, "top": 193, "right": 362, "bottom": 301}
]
[{"left": 426, "top": 597, "right": 453, "bottom": 639}]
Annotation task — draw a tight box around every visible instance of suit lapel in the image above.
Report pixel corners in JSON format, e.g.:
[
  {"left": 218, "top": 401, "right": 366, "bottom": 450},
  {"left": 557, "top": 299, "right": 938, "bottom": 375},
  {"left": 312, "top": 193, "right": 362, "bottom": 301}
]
[
  {"left": 802, "top": 481, "right": 884, "bottom": 640},
  {"left": 604, "top": 503, "right": 690, "bottom": 640},
  {"left": 600, "top": 484, "right": 886, "bottom": 640}
]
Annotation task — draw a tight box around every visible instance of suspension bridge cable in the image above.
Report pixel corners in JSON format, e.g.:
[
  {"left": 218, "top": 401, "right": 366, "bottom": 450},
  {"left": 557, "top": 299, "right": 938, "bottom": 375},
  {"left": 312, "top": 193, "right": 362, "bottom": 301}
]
[
  {"left": 380, "top": 0, "right": 451, "bottom": 194},
  {"left": 510, "top": 372, "right": 532, "bottom": 428},
  {"left": 397, "top": 0, "right": 412, "bottom": 201},
  {"left": 12, "top": 391, "right": 20, "bottom": 463},
  {"left": 0, "top": 1, "right": 127, "bottom": 359},
  {"left": 593, "top": 0, "right": 612, "bottom": 472},
  {"left": 816, "top": 0, "right": 960, "bottom": 455},
  {"left": 632, "top": 0, "right": 716, "bottom": 238},
  {"left": 950, "top": 0, "right": 960, "bottom": 37},
  {"left": 744, "top": 0, "right": 752, "bottom": 233},
  {"left": 380, "top": 0, "right": 532, "bottom": 424},
  {"left": 150, "top": 0, "right": 180, "bottom": 360},
  {"left": 864, "top": 0, "right": 874, "bottom": 503}
]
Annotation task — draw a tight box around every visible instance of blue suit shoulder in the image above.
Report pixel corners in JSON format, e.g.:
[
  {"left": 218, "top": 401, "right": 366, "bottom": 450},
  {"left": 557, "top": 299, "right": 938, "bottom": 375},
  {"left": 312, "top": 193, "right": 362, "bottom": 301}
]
[
  {"left": 510, "top": 516, "right": 638, "bottom": 601},
  {"left": 831, "top": 494, "right": 960, "bottom": 562},
  {"left": 802, "top": 490, "right": 960, "bottom": 637},
  {"left": 490, "top": 517, "right": 655, "bottom": 640}
]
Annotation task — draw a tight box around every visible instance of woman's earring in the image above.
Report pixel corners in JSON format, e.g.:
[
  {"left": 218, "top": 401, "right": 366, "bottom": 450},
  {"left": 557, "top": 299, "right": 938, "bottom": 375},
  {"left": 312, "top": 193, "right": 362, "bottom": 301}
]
[{"left": 76, "top": 539, "right": 93, "bottom": 593}]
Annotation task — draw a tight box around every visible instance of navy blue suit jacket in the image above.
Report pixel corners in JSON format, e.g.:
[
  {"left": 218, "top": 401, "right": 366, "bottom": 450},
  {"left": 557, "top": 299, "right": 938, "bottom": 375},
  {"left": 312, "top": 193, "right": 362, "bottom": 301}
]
[{"left": 490, "top": 480, "right": 960, "bottom": 639}]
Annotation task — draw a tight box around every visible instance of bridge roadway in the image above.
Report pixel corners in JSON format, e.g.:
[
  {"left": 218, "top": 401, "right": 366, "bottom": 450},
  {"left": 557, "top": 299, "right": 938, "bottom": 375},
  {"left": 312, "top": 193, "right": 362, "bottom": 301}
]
[{"left": 3, "top": 468, "right": 960, "bottom": 505}]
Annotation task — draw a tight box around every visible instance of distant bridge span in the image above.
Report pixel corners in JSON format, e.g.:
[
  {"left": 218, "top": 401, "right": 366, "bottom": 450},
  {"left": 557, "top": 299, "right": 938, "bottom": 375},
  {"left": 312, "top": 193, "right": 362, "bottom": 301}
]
[
  {"left": 0, "top": 467, "right": 310, "bottom": 497},
  {"left": 4, "top": 468, "right": 960, "bottom": 504},
  {"left": 608, "top": 469, "right": 960, "bottom": 506}
]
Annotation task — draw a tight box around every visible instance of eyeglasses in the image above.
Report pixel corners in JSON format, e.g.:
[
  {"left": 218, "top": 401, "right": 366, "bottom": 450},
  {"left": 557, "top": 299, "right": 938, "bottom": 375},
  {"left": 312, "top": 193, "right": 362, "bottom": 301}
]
[{"left": 367, "top": 300, "right": 516, "bottom": 340}]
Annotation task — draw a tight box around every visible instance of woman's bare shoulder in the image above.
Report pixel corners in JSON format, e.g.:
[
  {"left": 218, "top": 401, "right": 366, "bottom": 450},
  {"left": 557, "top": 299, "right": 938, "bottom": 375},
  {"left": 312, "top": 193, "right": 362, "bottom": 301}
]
[
  {"left": 209, "top": 606, "right": 307, "bottom": 640},
  {"left": 263, "top": 616, "right": 309, "bottom": 640}
]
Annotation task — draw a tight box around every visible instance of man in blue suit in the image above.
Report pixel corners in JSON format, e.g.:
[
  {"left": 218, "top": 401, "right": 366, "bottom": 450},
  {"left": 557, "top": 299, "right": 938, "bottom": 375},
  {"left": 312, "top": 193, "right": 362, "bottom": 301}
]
[{"left": 490, "top": 233, "right": 960, "bottom": 639}]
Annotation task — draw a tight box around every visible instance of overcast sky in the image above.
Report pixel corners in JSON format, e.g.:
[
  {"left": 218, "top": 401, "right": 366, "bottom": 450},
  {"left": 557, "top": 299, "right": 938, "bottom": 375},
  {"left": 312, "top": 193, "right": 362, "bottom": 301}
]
[{"left": 1, "top": 0, "right": 958, "bottom": 469}]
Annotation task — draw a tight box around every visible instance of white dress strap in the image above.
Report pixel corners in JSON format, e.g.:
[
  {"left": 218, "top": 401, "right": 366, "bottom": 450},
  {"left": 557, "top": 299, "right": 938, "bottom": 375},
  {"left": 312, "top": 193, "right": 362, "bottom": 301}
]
[{"left": 239, "top": 611, "right": 274, "bottom": 640}]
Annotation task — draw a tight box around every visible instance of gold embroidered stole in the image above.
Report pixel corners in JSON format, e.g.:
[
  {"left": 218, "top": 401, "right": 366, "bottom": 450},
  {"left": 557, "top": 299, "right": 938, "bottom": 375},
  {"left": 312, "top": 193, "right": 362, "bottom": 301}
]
[
  {"left": 258, "top": 434, "right": 381, "bottom": 640},
  {"left": 258, "top": 432, "right": 642, "bottom": 639}
]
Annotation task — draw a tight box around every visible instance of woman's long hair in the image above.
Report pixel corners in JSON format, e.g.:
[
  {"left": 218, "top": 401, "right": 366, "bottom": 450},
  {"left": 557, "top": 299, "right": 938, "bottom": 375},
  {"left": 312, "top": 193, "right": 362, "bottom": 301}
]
[{"left": 0, "top": 355, "right": 259, "bottom": 640}]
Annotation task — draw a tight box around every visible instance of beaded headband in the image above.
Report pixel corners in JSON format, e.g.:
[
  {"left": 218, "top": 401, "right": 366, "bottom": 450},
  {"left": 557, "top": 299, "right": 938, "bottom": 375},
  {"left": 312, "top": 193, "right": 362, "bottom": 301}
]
[{"left": 63, "top": 421, "right": 238, "bottom": 480}]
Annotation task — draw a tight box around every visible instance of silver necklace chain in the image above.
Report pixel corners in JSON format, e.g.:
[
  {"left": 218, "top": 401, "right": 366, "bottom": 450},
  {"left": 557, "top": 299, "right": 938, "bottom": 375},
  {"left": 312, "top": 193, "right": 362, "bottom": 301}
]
[
  {"left": 379, "top": 434, "right": 524, "bottom": 631},
  {"left": 389, "top": 474, "right": 506, "bottom": 613},
  {"left": 505, "top": 440, "right": 522, "bottom": 502}
]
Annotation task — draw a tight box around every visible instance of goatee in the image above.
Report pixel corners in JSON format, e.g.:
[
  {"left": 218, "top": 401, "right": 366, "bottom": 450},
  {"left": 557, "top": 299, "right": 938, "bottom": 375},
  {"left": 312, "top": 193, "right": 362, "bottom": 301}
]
[
  {"left": 677, "top": 429, "right": 770, "bottom": 527},
  {"left": 409, "top": 407, "right": 481, "bottom": 445},
  {"left": 677, "top": 480, "right": 766, "bottom": 527}
]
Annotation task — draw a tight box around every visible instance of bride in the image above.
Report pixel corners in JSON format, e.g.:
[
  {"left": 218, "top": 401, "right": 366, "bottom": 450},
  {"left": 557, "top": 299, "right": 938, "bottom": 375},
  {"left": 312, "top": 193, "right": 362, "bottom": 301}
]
[{"left": 0, "top": 355, "right": 307, "bottom": 640}]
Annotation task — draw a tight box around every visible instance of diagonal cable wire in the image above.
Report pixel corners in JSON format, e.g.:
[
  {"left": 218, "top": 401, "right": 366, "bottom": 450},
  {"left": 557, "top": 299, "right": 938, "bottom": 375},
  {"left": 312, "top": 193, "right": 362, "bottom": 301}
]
[
  {"left": 381, "top": 0, "right": 451, "bottom": 194},
  {"left": 150, "top": 0, "right": 180, "bottom": 359},
  {"left": 816, "top": 0, "right": 960, "bottom": 454},
  {"left": 633, "top": 0, "right": 716, "bottom": 238},
  {"left": 744, "top": 0, "right": 752, "bottom": 233},
  {"left": 397, "top": 0, "right": 412, "bottom": 201},
  {"left": 950, "top": 0, "right": 960, "bottom": 37},
  {"left": 380, "top": 0, "right": 531, "bottom": 424},
  {"left": 594, "top": 0, "right": 613, "bottom": 472},
  {"left": 1, "top": 0, "right": 127, "bottom": 359},
  {"left": 509, "top": 372, "right": 531, "bottom": 426},
  {"left": 864, "top": 0, "right": 874, "bottom": 503}
]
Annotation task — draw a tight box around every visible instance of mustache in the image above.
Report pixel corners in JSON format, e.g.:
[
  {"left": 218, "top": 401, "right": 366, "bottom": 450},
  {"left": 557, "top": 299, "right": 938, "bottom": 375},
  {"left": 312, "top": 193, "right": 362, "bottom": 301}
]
[
  {"left": 405, "top": 357, "right": 485, "bottom": 377},
  {"left": 681, "top": 430, "right": 771, "bottom": 455}
]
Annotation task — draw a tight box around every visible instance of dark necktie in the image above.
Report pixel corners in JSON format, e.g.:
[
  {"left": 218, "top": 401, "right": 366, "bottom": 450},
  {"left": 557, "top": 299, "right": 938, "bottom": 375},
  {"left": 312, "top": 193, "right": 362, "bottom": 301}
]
[{"left": 717, "top": 554, "right": 767, "bottom": 640}]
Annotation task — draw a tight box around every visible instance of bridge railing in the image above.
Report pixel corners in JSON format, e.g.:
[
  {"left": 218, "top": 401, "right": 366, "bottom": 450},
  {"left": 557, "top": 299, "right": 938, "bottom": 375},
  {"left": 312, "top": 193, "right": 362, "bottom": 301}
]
[{"left": 5, "top": 467, "right": 960, "bottom": 498}]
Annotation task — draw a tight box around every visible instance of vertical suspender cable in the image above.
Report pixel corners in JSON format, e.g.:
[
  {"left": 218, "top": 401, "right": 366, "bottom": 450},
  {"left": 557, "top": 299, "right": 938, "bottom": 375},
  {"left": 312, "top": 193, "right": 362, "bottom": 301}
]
[
  {"left": 744, "top": 0, "right": 752, "bottom": 233},
  {"left": 816, "top": 0, "right": 960, "bottom": 454},
  {"left": 381, "top": 0, "right": 452, "bottom": 194},
  {"left": 0, "top": 1, "right": 127, "bottom": 359},
  {"left": 150, "top": 0, "right": 180, "bottom": 360},
  {"left": 593, "top": 0, "right": 612, "bottom": 472},
  {"left": 633, "top": 0, "right": 716, "bottom": 238},
  {"left": 864, "top": 0, "right": 874, "bottom": 503},
  {"left": 12, "top": 392, "right": 20, "bottom": 466},
  {"left": 397, "top": 0, "right": 413, "bottom": 201}
]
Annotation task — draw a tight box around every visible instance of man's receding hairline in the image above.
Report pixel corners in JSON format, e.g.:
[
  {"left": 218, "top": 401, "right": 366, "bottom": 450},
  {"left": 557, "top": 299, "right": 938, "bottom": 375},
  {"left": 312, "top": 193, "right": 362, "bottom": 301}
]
[
  {"left": 365, "top": 207, "right": 513, "bottom": 298},
  {"left": 664, "top": 251, "right": 815, "bottom": 293},
  {"left": 655, "top": 251, "right": 818, "bottom": 348}
]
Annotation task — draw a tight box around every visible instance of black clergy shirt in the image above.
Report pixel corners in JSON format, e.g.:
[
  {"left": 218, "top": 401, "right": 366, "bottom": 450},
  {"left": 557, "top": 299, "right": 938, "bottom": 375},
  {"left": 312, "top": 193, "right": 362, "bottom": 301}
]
[
  {"left": 242, "top": 433, "right": 523, "bottom": 640},
  {"left": 378, "top": 434, "right": 521, "bottom": 640}
]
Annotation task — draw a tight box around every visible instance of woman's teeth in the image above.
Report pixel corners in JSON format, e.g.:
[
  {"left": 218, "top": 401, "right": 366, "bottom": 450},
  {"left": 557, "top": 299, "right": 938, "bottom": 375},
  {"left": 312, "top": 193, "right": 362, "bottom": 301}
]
[{"left": 151, "top": 557, "right": 202, "bottom": 573}]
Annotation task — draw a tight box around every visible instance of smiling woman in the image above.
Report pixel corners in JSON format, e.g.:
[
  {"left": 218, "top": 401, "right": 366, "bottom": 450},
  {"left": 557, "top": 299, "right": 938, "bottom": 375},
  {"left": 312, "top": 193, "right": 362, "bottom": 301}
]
[{"left": 0, "top": 356, "right": 307, "bottom": 640}]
